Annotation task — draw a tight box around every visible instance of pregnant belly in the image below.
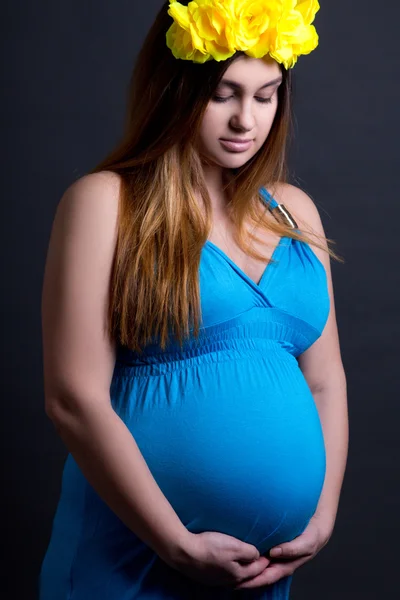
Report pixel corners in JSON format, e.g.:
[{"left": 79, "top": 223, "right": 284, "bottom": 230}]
[{"left": 111, "top": 351, "right": 326, "bottom": 556}]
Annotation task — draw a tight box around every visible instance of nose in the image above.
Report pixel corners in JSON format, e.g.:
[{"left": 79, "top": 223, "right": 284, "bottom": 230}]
[{"left": 230, "top": 98, "right": 256, "bottom": 133}]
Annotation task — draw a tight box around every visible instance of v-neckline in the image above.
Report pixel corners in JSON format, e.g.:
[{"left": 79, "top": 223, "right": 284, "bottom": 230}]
[{"left": 205, "top": 236, "right": 290, "bottom": 288}]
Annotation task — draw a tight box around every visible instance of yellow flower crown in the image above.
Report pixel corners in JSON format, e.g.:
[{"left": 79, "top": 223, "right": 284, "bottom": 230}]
[{"left": 166, "top": 0, "right": 320, "bottom": 69}]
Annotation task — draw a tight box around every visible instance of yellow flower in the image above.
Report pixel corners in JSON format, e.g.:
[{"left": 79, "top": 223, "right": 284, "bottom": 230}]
[
  {"left": 228, "top": 0, "right": 281, "bottom": 54},
  {"left": 269, "top": 0, "right": 320, "bottom": 69},
  {"left": 167, "top": 0, "right": 237, "bottom": 62},
  {"left": 166, "top": 0, "right": 320, "bottom": 68}
]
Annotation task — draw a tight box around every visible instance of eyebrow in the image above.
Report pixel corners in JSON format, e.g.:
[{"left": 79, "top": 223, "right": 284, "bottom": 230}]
[{"left": 219, "top": 76, "right": 283, "bottom": 91}]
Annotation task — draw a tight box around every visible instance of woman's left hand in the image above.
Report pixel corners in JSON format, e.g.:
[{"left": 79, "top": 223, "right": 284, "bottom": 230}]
[{"left": 233, "top": 515, "right": 333, "bottom": 590}]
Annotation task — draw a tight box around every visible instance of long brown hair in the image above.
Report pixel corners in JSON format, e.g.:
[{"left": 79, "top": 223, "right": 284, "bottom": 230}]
[{"left": 88, "top": 1, "right": 341, "bottom": 352}]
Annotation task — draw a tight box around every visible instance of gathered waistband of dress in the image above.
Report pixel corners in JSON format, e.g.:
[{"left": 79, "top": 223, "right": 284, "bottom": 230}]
[{"left": 113, "top": 336, "right": 298, "bottom": 378}]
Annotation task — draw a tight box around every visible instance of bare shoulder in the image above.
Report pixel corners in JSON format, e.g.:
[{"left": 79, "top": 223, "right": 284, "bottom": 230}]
[
  {"left": 267, "top": 182, "right": 329, "bottom": 263},
  {"left": 54, "top": 170, "right": 123, "bottom": 257},
  {"left": 271, "top": 182, "right": 326, "bottom": 239},
  {"left": 59, "top": 170, "right": 122, "bottom": 214}
]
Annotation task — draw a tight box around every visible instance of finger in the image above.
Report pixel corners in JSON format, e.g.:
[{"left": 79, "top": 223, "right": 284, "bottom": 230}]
[
  {"left": 268, "top": 521, "right": 320, "bottom": 558},
  {"left": 236, "top": 556, "right": 270, "bottom": 579},
  {"left": 234, "top": 563, "right": 292, "bottom": 589},
  {"left": 234, "top": 556, "right": 309, "bottom": 589},
  {"left": 269, "top": 539, "right": 313, "bottom": 559},
  {"left": 236, "top": 542, "right": 261, "bottom": 563}
]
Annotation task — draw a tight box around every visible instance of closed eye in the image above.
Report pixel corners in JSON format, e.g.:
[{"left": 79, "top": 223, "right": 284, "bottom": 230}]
[{"left": 212, "top": 95, "right": 273, "bottom": 104}]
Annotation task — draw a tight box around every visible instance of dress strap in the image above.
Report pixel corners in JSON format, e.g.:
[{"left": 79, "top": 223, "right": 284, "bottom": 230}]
[
  {"left": 259, "top": 186, "right": 298, "bottom": 230},
  {"left": 259, "top": 186, "right": 279, "bottom": 210}
]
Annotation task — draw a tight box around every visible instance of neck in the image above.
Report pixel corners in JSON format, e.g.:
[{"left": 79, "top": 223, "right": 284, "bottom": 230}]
[{"left": 201, "top": 163, "right": 235, "bottom": 216}]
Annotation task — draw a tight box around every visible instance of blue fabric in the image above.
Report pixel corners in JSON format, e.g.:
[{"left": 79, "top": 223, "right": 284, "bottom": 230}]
[{"left": 39, "top": 187, "right": 330, "bottom": 599}]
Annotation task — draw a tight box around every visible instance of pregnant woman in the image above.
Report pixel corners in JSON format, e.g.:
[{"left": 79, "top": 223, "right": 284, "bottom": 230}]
[{"left": 39, "top": 1, "right": 348, "bottom": 598}]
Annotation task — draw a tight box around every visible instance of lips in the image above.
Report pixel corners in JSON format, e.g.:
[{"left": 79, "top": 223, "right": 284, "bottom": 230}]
[
  {"left": 219, "top": 138, "right": 254, "bottom": 152},
  {"left": 220, "top": 138, "right": 253, "bottom": 143}
]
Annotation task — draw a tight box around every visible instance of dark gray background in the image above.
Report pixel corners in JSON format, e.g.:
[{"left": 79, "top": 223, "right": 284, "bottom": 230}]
[{"left": 2, "top": 1, "right": 399, "bottom": 598}]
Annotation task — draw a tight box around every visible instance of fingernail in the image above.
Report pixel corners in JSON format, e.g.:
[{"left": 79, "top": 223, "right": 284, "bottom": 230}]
[{"left": 270, "top": 547, "right": 282, "bottom": 557}]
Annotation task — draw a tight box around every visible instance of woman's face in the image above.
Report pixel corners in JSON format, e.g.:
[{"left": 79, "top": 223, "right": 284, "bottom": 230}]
[{"left": 197, "top": 55, "right": 283, "bottom": 168}]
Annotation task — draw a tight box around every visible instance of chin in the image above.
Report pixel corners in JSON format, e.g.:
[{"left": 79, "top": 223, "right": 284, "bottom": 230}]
[{"left": 207, "top": 151, "right": 256, "bottom": 169}]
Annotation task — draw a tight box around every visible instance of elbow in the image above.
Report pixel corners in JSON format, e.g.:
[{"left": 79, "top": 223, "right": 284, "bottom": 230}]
[
  {"left": 44, "top": 389, "right": 86, "bottom": 429},
  {"left": 312, "top": 373, "right": 347, "bottom": 397},
  {"left": 309, "top": 368, "right": 347, "bottom": 396},
  {"left": 44, "top": 390, "right": 111, "bottom": 429},
  {"left": 45, "top": 395, "right": 73, "bottom": 430}
]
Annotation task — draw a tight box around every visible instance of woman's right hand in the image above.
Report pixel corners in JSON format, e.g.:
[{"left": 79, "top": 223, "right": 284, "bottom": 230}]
[{"left": 164, "top": 530, "right": 271, "bottom": 588}]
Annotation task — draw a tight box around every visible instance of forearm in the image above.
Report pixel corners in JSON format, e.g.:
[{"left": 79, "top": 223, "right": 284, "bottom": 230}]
[
  {"left": 313, "top": 376, "right": 349, "bottom": 533},
  {"left": 47, "top": 396, "right": 191, "bottom": 564}
]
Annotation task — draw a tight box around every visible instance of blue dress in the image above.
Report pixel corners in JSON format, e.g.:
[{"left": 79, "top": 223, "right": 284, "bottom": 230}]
[{"left": 39, "top": 187, "right": 330, "bottom": 599}]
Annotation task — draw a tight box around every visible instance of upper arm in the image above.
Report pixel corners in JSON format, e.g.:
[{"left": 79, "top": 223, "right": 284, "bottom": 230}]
[
  {"left": 41, "top": 171, "right": 121, "bottom": 417},
  {"left": 274, "top": 183, "right": 346, "bottom": 393}
]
